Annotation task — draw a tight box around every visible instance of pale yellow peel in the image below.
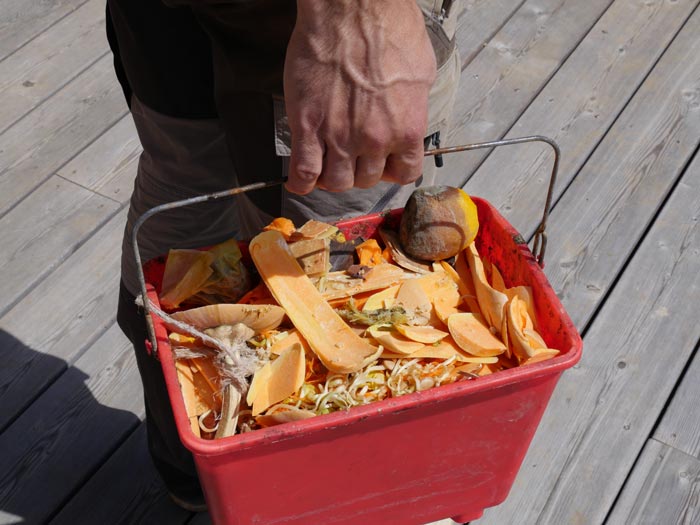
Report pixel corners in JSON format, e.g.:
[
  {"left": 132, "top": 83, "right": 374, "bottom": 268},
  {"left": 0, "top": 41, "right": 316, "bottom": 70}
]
[
  {"left": 170, "top": 303, "right": 285, "bottom": 333},
  {"left": 256, "top": 405, "right": 317, "bottom": 427},
  {"left": 175, "top": 359, "right": 201, "bottom": 438},
  {"left": 362, "top": 284, "right": 400, "bottom": 312},
  {"left": 395, "top": 277, "right": 434, "bottom": 326},
  {"left": 160, "top": 250, "right": 215, "bottom": 309},
  {"left": 521, "top": 348, "right": 560, "bottom": 365}
]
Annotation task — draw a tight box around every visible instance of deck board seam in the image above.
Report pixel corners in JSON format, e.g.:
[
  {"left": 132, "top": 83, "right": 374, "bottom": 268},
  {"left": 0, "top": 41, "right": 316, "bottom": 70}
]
[
  {"left": 649, "top": 338, "right": 700, "bottom": 451},
  {"left": 0, "top": 110, "right": 129, "bottom": 222},
  {"left": 0, "top": 200, "right": 128, "bottom": 320},
  {"left": 513, "top": 0, "right": 700, "bottom": 329},
  {"left": 54, "top": 172, "right": 124, "bottom": 205},
  {"left": 602, "top": 436, "right": 700, "bottom": 524},
  {"left": 603, "top": 437, "right": 667, "bottom": 524},
  {"left": 567, "top": 139, "right": 699, "bottom": 342},
  {"left": 647, "top": 438, "right": 700, "bottom": 461}
]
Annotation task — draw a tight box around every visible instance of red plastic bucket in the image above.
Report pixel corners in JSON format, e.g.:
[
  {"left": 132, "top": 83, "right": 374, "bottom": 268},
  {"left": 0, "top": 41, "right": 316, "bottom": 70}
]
[{"left": 144, "top": 197, "right": 582, "bottom": 524}]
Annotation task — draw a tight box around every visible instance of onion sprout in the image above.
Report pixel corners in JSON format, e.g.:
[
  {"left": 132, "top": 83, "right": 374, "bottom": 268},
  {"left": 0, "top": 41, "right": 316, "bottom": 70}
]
[
  {"left": 198, "top": 410, "right": 219, "bottom": 433},
  {"left": 272, "top": 354, "right": 466, "bottom": 417}
]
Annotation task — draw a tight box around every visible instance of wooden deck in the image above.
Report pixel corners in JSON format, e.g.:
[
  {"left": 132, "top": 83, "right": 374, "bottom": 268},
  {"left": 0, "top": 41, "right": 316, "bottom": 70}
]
[{"left": 1, "top": 0, "right": 699, "bottom": 523}]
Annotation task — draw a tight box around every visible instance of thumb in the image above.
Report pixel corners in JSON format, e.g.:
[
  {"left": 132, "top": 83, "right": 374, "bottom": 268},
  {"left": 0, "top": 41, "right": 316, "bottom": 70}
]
[{"left": 286, "top": 132, "right": 324, "bottom": 195}]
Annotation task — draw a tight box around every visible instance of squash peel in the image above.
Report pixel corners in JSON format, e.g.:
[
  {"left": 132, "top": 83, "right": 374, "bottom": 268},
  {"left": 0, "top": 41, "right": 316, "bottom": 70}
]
[
  {"left": 356, "top": 238, "right": 384, "bottom": 267},
  {"left": 164, "top": 203, "right": 564, "bottom": 436},
  {"left": 465, "top": 243, "right": 508, "bottom": 330},
  {"left": 506, "top": 296, "right": 560, "bottom": 363},
  {"left": 368, "top": 324, "right": 425, "bottom": 355},
  {"left": 248, "top": 342, "right": 306, "bottom": 416},
  {"left": 448, "top": 312, "right": 507, "bottom": 357},
  {"left": 170, "top": 303, "right": 285, "bottom": 333},
  {"left": 250, "top": 230, "right": 381, "bottom": 373},
  {"left": 395, "top": 324, "right": 448, "bottom": 344},
  {"left": 362, "top": 284, "right": 401, "bottom": 311}
]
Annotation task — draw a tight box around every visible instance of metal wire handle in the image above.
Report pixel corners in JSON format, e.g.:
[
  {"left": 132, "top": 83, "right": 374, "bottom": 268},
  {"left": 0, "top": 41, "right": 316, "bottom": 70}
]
[
  {"left": 424, "top": 134, "right": 560, "bottom": 264},
  {"left": 132, "top": 134, "right": 560, "bottom": 354}
]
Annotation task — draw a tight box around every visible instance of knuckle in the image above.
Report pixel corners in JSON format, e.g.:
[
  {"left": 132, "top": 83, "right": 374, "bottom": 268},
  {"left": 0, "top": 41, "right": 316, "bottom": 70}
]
[
  {"left": 401, "top": 125, "right": 425, "bottom": 145},
  {"left": 293, "top": 165, "right": 321, "bottom": 184},
  {"left": 360, "top": 129, "right": 388, "bottom": 151}
]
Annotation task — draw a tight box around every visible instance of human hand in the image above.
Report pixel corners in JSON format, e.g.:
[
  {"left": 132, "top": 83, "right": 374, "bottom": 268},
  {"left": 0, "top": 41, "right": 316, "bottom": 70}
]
[{"left": 283, "top": 0, "right": 436, "bottom": 195}]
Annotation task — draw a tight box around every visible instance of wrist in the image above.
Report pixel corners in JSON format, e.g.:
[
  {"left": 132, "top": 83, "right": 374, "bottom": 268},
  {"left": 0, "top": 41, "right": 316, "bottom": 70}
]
[{"left": 295, "top": 0, "right": 420, "bottom": 28}]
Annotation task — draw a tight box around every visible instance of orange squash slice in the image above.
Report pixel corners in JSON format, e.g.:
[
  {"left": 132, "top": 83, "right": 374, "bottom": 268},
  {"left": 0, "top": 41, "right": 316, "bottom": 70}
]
[
  {"left": 249, "top": 230, "right": 380, "bottom": 373},
  {"left": 447, "top": 312, "right": 507, "bottom": 357},
  {"left": 248, "top": 342, "right": 306, "bottom": 416}
]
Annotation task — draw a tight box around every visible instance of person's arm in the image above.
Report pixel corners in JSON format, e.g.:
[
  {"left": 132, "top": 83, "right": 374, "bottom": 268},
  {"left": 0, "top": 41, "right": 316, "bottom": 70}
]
[{"left": 284, "top": 0, "right": 437, "bottom": 195}]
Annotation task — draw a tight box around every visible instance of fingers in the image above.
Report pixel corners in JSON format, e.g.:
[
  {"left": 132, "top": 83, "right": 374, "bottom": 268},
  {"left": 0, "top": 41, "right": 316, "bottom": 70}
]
[
  {"left": 286, "top": 133, "right": 324, "bottom": 195},
  {"left": 354, "top": 155, "right": 387, "bottom": 189},
  {"left": 382, "top": 138, "right": 425, "bottom": 185},
  {"left": 316, "top": 149, "right": 355, "bottom": 192},
  {"left": 287, "top": 128, "right": 425, "bottom": 193}
]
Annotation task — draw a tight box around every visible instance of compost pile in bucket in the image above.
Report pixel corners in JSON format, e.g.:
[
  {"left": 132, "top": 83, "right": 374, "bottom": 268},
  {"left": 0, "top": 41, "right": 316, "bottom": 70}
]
[{"left": 156, "top": 187, "right": 560, "bottom": 439}]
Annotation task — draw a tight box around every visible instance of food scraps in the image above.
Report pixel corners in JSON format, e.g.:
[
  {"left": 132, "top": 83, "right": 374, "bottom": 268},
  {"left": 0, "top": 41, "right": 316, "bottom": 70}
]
[{"left": 159, "top": 192, "right": 560, "bottom": 439}]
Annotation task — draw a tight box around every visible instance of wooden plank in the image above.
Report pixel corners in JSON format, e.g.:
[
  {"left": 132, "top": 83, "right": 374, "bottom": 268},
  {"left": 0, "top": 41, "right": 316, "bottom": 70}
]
[
  {"left": 0, "top": 324, "right": 143, "bottom": 525},
  {"left": 476, "top": 122, "right": 700, "bottom": 522},
  {"left": 0, "top": 0, "right": 89, "bottom": 61},
  {"left": 654, "top": 340, "right": 700, "bottom": 458},
  {"left": 0, "top": 208, "right": 126, "bottom": 432},
  {"left": 455, "top": 0, "right": 526, "bottom": 67},
  {"left": 439, "top": 0, "right": 616, "bottom": 187},
  {"left": 530, "top": 6, "right": 700, "bottom": 331},
  {"left": 0, "top": 54, "right": 128, "bottom": 217},
  {"left": 464, "top": 0, "right": 699, "bottom": 245},
  {"left": 51, "top": 423, "right": 192, "bottom": 525},
  {"left": 0, "top": 175, "right": 120, "bottom": 316},
  {"left": 58, "top": 115, "right": 141, "bottom": 204},
  {"left": 0, "top": 0, "right": 108, "bottom": 134},
  {"left": 607, "top": 439, "right": 700, "bottom": 525}
]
